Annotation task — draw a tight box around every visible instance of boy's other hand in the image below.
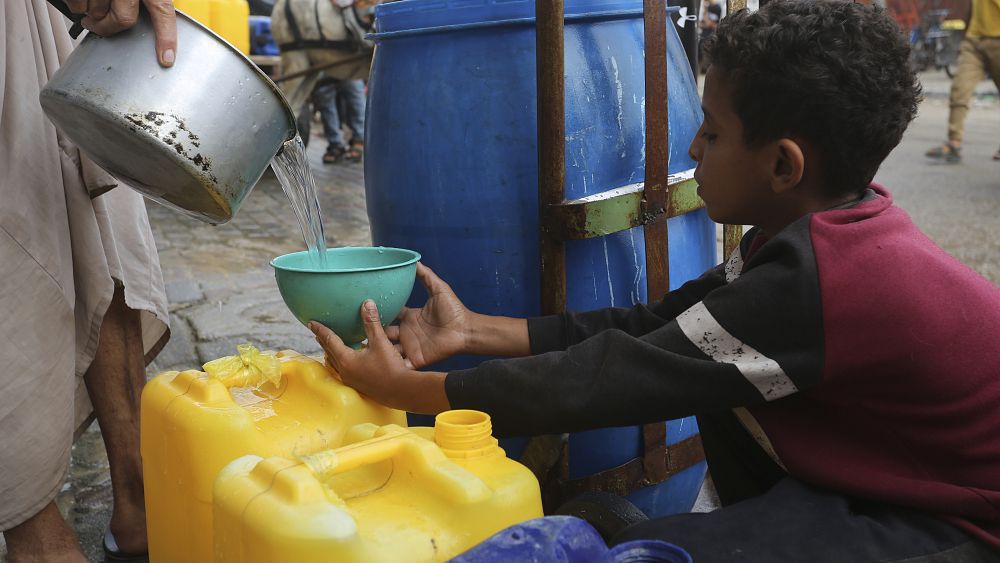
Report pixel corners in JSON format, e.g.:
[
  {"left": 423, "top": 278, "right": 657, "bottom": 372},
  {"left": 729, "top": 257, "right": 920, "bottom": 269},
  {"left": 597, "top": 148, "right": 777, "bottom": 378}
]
[{"left": 385, "top": 263, "right": 471, "bottom": 369}]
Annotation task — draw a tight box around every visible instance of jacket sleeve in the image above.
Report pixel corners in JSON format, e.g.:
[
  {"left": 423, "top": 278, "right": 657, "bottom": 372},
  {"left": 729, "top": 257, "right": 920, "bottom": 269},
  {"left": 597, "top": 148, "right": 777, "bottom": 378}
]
[
  {"left": 445, "top": 220, "right": 825, "bottom": 437},
  {"left": 528, "top": 260, "right": 729, "bottom": 354}
]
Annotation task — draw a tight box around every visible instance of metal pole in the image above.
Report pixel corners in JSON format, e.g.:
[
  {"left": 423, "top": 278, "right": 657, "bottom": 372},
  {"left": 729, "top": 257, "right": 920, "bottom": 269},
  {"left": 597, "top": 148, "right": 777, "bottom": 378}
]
[
  {"left": 537, "top": 0, "right": 567, "bottom": 316},
  {"left": 643, "top": 0, "right": 671, "bottom": 303},
  {"left": 722, "top": 0, "right": 747, "bottom": 259}
]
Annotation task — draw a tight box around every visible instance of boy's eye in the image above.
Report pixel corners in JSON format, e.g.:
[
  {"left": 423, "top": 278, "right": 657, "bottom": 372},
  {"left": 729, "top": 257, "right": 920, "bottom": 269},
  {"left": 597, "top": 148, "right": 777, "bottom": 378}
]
[{"left": 701, "top": 132, "right": 718, "bottom": 143}]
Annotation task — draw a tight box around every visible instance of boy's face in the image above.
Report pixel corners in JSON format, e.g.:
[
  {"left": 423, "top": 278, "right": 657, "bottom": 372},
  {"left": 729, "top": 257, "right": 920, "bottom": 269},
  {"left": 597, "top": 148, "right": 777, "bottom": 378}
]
[{"left": 689, "top": 66, "right": 775, "bottom": 227}]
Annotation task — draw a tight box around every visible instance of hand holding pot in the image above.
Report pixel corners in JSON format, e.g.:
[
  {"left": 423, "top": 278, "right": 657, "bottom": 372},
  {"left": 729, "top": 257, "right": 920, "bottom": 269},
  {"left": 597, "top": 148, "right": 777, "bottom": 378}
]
[{"left": 66, "top": 0, "right": 177, "bottom": 66}]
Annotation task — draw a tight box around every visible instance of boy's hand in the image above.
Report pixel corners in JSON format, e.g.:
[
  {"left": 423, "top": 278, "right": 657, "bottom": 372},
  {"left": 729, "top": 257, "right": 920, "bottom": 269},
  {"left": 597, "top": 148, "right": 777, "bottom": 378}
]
[
  {"left": 386, "top": 263, "right": 471, "bottom": 368},
  {"left": 309, "top": 301, "right": 448, "bottom": 413}
]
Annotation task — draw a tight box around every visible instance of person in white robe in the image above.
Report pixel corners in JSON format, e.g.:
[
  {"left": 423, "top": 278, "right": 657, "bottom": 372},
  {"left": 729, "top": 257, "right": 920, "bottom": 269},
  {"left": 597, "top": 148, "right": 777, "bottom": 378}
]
[{"left": 1, "top": 0, "right": 176, "bottom": 559}]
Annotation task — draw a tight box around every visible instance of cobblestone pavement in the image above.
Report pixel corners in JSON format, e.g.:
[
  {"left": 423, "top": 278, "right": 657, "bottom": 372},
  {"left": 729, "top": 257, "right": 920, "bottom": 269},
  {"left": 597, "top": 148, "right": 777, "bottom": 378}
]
[{"left": 2, "top": 71, "right": 997, "bottom": 561}]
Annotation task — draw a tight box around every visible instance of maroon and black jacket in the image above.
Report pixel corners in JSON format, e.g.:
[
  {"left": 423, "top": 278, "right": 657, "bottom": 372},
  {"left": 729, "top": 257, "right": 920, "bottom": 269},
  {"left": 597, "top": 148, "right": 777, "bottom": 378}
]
[{"left": 445, "top": 186, "right": 1000, "bottom": 548}]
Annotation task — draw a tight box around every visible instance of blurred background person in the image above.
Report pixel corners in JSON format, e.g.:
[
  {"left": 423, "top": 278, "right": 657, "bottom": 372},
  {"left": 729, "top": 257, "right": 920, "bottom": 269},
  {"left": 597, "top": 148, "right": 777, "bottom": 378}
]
[
  {"left": 310, "top": 76, "right": 367, "bottom": 164},
  {"left": 925, "top": 0, "right": 1000, "bottom": 163},
  {"left": 699, "top": 0, "right": 722, "bottom": 74},
  {"left": 271, "top": 0, "right": 380, "bottom": 142}
]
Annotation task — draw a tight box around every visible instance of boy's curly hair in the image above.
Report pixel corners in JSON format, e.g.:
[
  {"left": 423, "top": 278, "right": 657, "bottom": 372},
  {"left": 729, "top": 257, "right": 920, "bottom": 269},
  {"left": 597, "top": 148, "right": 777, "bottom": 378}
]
[{"left": 704, "top": 0, "right": 922, "bottom": 194}]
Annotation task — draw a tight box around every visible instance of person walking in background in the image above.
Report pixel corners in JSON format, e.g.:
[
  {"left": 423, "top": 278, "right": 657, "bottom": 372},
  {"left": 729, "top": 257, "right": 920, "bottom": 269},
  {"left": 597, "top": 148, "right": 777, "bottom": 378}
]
[
  {"left": 313, "top": 77, "right": 366, "bottom": 164},
  {"left": 925, "top": 0, "right": 1000, "bottom": 163},
  {"left": 271, "top": 0, "right": 380, "bottom": 139},
  {"left": 699, "top": 0, "right": 722, "bottom": 73}
]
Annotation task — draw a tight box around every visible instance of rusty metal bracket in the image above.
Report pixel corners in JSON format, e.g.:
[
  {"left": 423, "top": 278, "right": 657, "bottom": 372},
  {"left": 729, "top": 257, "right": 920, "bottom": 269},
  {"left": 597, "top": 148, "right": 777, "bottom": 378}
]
[
  {"left": 532, "top": 0, "right": 718, "bottom": 506},
  {"left": 543, "top": 169, "right": 702, "bottom": 240},
  {"left": 557, "top": 434, "right": 706, "bottom": 500}
]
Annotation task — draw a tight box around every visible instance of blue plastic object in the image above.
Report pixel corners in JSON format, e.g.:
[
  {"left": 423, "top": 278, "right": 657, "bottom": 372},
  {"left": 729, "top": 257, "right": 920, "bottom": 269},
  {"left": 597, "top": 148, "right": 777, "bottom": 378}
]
[
  {"left": 365, "top": 0, "right": 712, "bottom": 517},
  {"left": 449, "top": 516, "right": 609, "bottom": 563},
  {"left": 609, "top": 540, "right": 693, "bottom": 563},
  {"left": 249, "top": 15, "right": 279, "bottom": 56},
  {"left": 449, "top": 516, "right": 692, "bottom": 563}
]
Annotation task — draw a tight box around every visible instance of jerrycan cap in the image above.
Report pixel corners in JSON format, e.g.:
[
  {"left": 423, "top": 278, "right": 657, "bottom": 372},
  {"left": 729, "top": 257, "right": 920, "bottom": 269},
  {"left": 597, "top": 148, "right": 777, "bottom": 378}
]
[{"left": 434, "top": 410, "right": 501, "bottom": 459}]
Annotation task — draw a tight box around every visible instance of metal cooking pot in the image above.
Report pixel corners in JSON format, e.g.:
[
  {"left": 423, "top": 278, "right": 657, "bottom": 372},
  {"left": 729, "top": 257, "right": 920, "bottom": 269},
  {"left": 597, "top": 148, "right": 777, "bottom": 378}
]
[{"left": 40, "top": 9, "right": 297, "bottom": 224}]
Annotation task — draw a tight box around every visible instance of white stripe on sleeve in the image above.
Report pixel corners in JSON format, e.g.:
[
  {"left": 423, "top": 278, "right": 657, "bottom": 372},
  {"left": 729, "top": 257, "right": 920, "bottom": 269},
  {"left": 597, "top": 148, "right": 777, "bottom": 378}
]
[
  {"left": 724, "top": 247, "right": 744, "bottom": 283},
  {"left": 676, "top": 301, "right": 798, "bottom": 401}
]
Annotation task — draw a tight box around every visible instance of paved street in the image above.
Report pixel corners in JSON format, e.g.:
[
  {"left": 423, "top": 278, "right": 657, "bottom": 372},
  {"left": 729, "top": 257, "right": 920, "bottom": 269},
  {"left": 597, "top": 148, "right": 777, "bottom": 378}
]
[
  {"left": 878, "top": 71, "right": 1000, "bottom": 283},
  {"left": 1, "top": 69, "right": 996, "bottom": 561}
]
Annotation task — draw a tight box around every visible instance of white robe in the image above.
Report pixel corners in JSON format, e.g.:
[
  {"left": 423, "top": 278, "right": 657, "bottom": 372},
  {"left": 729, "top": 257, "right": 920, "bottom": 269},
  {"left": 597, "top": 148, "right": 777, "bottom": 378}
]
[{"left": 0, "top": 0, "right": 169, "bottom": 529}]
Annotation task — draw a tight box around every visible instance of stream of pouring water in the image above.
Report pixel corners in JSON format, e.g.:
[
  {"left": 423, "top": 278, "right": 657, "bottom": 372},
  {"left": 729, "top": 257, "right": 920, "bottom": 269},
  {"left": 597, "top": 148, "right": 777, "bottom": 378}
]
[{"left": 271, "top": 135, "right": 328, "bottom": 268}]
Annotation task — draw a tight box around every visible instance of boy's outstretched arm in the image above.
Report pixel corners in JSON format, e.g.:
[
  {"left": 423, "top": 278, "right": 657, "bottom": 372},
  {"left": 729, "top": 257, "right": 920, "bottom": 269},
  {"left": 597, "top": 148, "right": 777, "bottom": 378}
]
[
  {"left": 384, "top": 263, "right": 531, "bottom": 368},
  {"left": 446, "top": 227, "right": 826, "bottom": 437}
]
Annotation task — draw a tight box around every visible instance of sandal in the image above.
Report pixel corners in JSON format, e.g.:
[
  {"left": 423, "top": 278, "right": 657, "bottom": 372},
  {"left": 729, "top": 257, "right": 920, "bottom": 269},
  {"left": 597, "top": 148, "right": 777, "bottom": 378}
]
[
  {"left": 322, "top": 145, "right": 346, "bottom": 164},
  {"left": 345, "top": 139, "right": 364, "bottom": 163},
  {"left": 103, "top": 528, "right": 148, "bottom": 562},
  {"left": 925, "top": 142, "right": 961, "bottom": 163}
]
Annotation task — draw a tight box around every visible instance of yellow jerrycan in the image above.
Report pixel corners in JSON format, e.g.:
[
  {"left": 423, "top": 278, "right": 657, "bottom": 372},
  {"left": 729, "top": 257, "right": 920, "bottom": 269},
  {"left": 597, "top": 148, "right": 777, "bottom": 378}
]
[
  {"left": 209, "top": 0, "right": 251, "bottom": 54},
  {"left": 173, "top": 0, "right": 212, "bottom": 27},
  {"left": 213, "top": 410, "right": 543, "bottom": 563},
  {"left": 141, "top": 348, "right": 406, "bottom": 563}
]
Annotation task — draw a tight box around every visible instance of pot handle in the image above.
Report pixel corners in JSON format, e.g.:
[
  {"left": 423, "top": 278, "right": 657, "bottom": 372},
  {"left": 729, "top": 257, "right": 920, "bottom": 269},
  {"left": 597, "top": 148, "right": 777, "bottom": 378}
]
[{"left": 45, "top": 0, "right": 86, "bottom": 39}]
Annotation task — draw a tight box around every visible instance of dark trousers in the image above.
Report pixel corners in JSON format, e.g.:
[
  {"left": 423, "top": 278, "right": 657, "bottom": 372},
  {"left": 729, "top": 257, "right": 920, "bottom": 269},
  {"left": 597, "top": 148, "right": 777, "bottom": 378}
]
[{"left": 612, "top": 412, "right": 999, "bottom": 562}]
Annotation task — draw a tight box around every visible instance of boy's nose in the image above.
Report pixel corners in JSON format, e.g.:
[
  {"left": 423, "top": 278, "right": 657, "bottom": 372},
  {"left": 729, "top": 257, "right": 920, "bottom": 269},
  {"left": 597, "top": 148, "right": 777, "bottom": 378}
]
[{"left": 688, "top": 135, "right": 702, "bottom": 163}]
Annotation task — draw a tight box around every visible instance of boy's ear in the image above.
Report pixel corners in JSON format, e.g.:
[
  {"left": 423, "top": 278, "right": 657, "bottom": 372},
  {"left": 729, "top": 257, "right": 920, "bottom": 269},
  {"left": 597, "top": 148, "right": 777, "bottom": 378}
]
[{"left": 769, "top": 138, "right": 805, "bottom": 194}]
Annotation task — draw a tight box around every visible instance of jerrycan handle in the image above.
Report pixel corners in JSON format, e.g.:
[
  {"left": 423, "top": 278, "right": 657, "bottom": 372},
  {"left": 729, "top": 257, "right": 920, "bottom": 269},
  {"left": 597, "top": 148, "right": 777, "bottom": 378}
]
[
  {"left": 301, "top": 411, "right": 500, "bottom": 477},
  {"left": 299, "top": 426, "right": 422, "bottom": 477},
  {"left": 298, "top": 423, "right": 494, "bottom": 505}
]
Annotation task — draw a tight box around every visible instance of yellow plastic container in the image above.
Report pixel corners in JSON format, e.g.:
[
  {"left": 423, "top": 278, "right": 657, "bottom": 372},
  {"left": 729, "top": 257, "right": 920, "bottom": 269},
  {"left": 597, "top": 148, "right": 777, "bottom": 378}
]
[
  {"left": 174, "top": 0, "right": 212, "bottom": 28},
  {"left": 213, "top": 410, "right": 543, "bottom": 563},
  {"left": 209, "top": 0, "right": 250, "bottom": 54},
  {"left": 141, "top": 350, "right": 406, "bottom": 563}
]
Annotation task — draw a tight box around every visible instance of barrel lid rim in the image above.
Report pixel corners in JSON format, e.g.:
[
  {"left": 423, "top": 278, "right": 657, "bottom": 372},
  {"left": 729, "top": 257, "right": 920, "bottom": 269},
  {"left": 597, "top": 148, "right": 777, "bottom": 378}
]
[{"left": 372, "top": 1, "right": 680, "bottom": 37}]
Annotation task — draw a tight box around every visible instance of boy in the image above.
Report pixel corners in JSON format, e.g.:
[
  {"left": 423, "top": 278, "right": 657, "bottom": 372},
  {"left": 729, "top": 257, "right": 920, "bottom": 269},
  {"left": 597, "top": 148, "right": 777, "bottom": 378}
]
[{"left": 311, "top": 0, "right": 1000, "bottom": 560}]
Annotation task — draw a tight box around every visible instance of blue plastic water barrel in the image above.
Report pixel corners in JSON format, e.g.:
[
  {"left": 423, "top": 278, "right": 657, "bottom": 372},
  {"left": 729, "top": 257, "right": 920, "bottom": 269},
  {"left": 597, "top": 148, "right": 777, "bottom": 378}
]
[
  {"left": 365, "top": 0, "right": 714, "bottom": 517},
  {"left": 449, "top": 516, "right": 693, "bottom": 563}
]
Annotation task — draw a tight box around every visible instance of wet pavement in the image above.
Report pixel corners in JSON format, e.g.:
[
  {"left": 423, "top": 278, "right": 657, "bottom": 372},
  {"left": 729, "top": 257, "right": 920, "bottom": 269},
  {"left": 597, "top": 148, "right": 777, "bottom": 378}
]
[{"left": 1, "top": 70, "right": 997, "bottom": 561}]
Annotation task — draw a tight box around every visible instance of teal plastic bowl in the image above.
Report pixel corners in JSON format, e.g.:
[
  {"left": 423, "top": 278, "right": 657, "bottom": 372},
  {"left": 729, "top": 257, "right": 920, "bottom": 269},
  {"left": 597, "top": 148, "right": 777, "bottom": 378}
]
[{"left": 270, "top": 247, "right": 421, "bottom": 347}]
